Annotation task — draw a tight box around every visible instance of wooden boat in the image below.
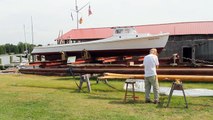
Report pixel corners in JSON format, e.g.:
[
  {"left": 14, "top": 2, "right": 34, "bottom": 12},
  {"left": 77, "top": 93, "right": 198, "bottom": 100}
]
[{"left": 31, "top": 27, "right": 169, "bottom": 62}]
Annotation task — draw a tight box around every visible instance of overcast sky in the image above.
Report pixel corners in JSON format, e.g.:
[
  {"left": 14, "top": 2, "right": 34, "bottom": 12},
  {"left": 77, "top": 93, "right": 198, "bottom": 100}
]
[{"left": 0, "top": 0, "right": 213, "bottom": 45}]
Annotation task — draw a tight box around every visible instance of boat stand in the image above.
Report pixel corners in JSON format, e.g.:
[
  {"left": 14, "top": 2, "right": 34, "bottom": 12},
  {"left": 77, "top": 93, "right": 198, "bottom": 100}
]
[
  {"left": 78, "top": 74, "right": 91, "bottom": 92},
  {"left": 166, "top": 81, "right": 188, "bottom": 108}
]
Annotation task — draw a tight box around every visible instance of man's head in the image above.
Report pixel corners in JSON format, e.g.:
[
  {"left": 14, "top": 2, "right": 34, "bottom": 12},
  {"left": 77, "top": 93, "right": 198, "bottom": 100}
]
[{"left": 150, "top": 48, "right": 158, "bottom": 55}]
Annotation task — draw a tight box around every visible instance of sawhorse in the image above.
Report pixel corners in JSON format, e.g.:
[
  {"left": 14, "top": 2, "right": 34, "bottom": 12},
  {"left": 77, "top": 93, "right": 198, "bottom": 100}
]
[
  {"left": 78, "top": 74, "right": 91, "bottom": 92},
  {"left": 166, "top": 81, "right": 188, "bottom": 108}
]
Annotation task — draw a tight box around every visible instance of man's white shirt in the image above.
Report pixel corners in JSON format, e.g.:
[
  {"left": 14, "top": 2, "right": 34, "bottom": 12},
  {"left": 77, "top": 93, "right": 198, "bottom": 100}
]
[{"left": 143, "top": 54, "right": 159, "bottom": 77}]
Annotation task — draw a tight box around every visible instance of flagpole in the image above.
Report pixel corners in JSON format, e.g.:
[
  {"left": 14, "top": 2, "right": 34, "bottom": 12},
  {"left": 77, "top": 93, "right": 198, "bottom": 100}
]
[
  {"left": 74, "top": 0, "right": 90, "bottom": 29},
  {"left": 75, "top": 0, "right": 79, "bottom": 29}
]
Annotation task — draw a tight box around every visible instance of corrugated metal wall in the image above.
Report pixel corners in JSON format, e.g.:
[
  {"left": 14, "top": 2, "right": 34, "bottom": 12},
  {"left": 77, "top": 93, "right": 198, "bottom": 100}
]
[
  {"left": 159, "top": 35, "right": 213, "bottom": 63},
  {"left": 196, "top": 40, "right": 213, "bottom": 61}
]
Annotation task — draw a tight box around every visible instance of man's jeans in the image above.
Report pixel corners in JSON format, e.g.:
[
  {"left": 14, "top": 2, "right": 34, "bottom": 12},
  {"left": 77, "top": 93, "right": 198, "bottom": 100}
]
[{"left": 145, "top": 75, "right": 159, "bottom": 101}]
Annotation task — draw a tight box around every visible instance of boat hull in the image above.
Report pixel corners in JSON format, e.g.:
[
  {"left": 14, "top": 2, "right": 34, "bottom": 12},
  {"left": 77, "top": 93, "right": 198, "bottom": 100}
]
[{"left": 32, "top": 34, "right": 169, "bottom": 58}]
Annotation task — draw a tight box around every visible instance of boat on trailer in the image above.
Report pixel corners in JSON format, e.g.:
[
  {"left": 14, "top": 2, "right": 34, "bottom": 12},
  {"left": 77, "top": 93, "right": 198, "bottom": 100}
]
[{"left": 31, "top": 27, "right": 169, "bottom": 64}]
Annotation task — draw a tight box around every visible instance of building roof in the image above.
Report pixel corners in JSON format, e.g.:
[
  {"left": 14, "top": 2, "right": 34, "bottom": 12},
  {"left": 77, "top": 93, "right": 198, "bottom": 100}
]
[{"left": 57, "top": 21, "right": 213, "bottom": 40}]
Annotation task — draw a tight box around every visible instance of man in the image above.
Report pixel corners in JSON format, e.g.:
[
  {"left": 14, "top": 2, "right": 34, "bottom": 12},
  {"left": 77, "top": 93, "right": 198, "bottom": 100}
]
[{"left": 142, "top": 48, "right": 160, "bottom": 104}]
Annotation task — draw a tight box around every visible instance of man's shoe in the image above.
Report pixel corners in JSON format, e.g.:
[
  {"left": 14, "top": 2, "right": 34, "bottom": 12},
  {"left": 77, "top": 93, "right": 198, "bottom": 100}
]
[
  {"left": 145, "top": 100, "right": 153, "bottom": 103},
  {"left": 154, "top": 100, "right": 160, "bottom": 104}
]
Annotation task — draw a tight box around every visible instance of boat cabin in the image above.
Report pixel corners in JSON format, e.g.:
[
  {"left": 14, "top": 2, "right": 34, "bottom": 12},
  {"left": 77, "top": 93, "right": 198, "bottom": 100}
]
[{"left": 113, "top": 27, "right": 137, "bottom": 35}]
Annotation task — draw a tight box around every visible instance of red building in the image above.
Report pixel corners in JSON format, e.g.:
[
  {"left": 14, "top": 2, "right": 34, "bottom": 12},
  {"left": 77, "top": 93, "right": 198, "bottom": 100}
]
[
  {"left": 57, "top": 21, "right": 213, "bottom": 43},
  {"left": 56, "top": 21, "right": 213, "bottom": 65}
]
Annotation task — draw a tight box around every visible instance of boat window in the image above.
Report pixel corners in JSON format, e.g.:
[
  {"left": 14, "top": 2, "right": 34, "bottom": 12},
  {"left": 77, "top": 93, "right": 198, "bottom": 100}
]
[
  {"left": 125, "top": 29, "right": 130, "bottom": 33},
  {"left": 114, "top": 27, "right": 137, "bottom": 34},
  {"left": 57, "top": 40, "right": 60, "bottom": 44},
  {"left": 65, "top": 40, "right": 69, "bottom": 44},
  {"left": 115, "top": 29, "right": 123, "bottom": 34}
]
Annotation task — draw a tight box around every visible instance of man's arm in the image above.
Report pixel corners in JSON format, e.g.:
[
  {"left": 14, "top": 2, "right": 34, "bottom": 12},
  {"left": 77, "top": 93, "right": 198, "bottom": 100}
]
[{"left": 155, "top": 56, "right": 159, "bottom": 68}]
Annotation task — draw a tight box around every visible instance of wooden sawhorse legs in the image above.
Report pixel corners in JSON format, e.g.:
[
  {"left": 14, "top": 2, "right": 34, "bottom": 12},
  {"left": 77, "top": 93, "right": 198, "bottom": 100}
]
[
  {"left": 78, "top": 74, "right": 91, "bottom": 92},
  {"left": 167, "top": 82, "right": 188, "bottom": 108}
]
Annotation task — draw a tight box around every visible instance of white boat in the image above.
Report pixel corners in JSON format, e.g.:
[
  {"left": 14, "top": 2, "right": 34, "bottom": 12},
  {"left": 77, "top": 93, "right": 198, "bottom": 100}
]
[{"left": 31, "top": 27, "right": 169, "bottom": 60}]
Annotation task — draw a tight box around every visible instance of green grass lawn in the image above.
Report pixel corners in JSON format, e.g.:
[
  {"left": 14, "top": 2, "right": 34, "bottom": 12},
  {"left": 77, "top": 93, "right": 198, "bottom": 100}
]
[{"left": 0, "top": 74, "right": 212, "bottom": 120}]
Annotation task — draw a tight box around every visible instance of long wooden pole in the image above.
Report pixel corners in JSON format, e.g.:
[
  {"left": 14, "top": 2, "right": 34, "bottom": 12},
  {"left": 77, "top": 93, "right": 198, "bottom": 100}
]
[
  {"left": 99, "top": 73, "right": 213, "bottom": 82},
  {"left": 70, "top": 67, "right": 213, "bottom": 75}
]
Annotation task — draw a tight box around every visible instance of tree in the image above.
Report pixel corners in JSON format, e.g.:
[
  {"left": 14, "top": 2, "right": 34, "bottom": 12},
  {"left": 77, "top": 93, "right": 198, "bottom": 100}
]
[
  {"left": 27, "top": 44, "right": 36, "bottom": 53},
  {"left": 4, "top": 44, "right": 12, "bottom": 54},
  {"left": 0, "top": 45, "right": 6, "bottom": 54},
  {"left": 14, "top": 46, "right": 19, "bottom": 54},
  {"left": 17, "top": 42, "right": 25, "bottom": 54},
  {"left": 0, "top": 42, "right": 35, "bottom": 55}
]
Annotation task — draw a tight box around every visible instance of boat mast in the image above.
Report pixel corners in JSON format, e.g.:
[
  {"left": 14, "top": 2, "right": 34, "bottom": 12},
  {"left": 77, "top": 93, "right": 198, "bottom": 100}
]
[
  {"left": 23, "top": 24, "right": 28, "bottom": 52},
  {"left": 31, "top": 16, "right": 34, "bottom": 45}
]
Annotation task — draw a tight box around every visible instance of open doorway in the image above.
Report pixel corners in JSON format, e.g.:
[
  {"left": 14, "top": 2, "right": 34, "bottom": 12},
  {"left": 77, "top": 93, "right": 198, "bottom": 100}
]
[{"left": 182, "top": 47, "right": 192, "bottom": 62}]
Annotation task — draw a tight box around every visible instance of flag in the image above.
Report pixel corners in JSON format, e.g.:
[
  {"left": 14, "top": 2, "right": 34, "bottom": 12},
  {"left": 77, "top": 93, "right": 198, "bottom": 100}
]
[
  {"left": 71, "top": 12, "right": 74, "bottom": 21},
  {"left": 79, "top": 17, "right": 83, "bottom": 24},
  {"left": 88, "top": 5, "right": 92, "bottom": 16}
]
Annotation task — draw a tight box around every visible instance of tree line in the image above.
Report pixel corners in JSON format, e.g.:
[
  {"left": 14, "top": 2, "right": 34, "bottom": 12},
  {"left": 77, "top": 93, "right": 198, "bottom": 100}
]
[{"left": 0, "top": 42, "right": 35, "bottom": 55}]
